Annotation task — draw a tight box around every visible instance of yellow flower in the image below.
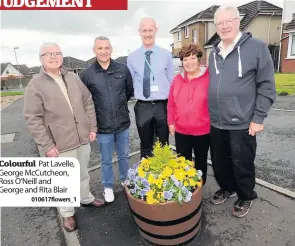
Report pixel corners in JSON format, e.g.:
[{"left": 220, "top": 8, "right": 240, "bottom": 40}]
[
  {"left": 187, "top": 168, "right": 197, "bottom": 177},
  {"left": 141, "top": 158, "right": 150, "bottom": 171},
  {"left": 156, "top": 178, "right": 163, "bottom": 188},
  {"left": 162, "top": 166, "right": 173, "bottom": 178},
  {"left": 157, "top": 192, "right": 163, "bottom": 199},
  {"left": 148, "top": 174, "right": 156, "bottom": 184},
  {"left": 196, "top": 180, "right": 202, "bottom": 187},
  {"left": 178, "top": 156, "right": 186, "bottom": 163},
  {"left": 174, "top": 168, "right": 186, "bottom": 181},
  {"left": 146, "top": 197, "right": 155, "bottom": 204},
  {"left": 184, "top": 180, "right": 189, "bottom": 187},
  {"left": 189, "top": 178, "right": 197, "bottom": 187},
  {"left": 187, "top": 160, "right": 195, "bottom": 167},
  {"left": 138, "top": 167, "right": 145, "bottom": 178},
  {"left": 146, "top": 190, "right": 154, "bottom": 198},
  {"left": 167, "top": 159, "right": 178, "bottom": 168}
]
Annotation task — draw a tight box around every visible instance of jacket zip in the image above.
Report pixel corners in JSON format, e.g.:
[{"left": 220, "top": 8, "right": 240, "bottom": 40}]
[{"left": 59, "top": 74, "right": 81, "bottom": 144}]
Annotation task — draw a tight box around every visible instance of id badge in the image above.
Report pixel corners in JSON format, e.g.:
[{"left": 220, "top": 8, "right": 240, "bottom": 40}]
[{"left": 150, "top": 85, "right": 159, "bottom": 92}]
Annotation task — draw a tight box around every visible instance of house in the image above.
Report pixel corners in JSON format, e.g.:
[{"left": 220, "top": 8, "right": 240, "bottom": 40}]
[
  {"left": 170, "top": 1, "right": 282, "bottom": 68},
  {"left": 204, "top": 1, "right": 282, "bottom": 69},
  {"left": 169, "top": 5, "right": 222, "bottom": 64},
  {"left": 279, "top": 15, "right": 295, "bottom": 73},
  {"left": 28, "top": 66, "right": 41, "bottom": 77},
  {"left": 62, "top": 56, "right": 89, "bottom": 75},
  {"left": 0, "top": 63, "right": 23, "bottom": 80}
]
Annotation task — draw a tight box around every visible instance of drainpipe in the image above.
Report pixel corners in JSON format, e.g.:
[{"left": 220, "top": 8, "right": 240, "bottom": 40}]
[
  {"left": 201, "top": 19, "right": 206, "bottom": 65},
  {"left": 268, "top": 12, "right": 275, "bottom": 44}
]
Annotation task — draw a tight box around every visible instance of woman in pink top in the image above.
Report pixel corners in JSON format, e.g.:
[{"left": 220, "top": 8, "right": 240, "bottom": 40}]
[{"left": 167, "top": 44, "right": 210, "bottom": 184}]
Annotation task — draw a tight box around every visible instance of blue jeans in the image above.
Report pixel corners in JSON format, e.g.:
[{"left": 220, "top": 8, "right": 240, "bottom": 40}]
[{"left": 97, "top": 128, "right": 129, "bottom": 189}]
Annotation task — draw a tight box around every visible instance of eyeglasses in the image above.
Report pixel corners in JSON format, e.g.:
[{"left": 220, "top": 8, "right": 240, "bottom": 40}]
[
  {"left": 41, "top": 52, "right": 62, "bottom": 57},
  {"left": 215, "top": 18, "right": 238, "bottom": 27}
]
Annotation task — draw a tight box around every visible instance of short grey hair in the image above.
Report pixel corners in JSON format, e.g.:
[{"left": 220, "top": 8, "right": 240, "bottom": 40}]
[
  {"left": 214, "top": 6, "right": 240, "bottom": 23},
  {"left": 39, "top": 42, "right": 61, "bottom": 57},
  {"left": 94, "top": 36, "right": 110, "bottom": 44}
]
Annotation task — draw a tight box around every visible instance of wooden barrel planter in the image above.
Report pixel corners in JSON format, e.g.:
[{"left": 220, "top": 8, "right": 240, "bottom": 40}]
[{"left": 125, "top": 186, "right": 202, "bottom": 246}]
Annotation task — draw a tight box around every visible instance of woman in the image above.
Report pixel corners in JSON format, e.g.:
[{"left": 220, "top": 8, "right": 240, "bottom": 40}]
[{"left": 167, "top": 44, "right": 210, "bottom": 184}]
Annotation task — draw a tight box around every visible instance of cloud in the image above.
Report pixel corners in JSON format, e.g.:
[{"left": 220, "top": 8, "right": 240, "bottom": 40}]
[{"left": 0, "top": 0, "right": 284, "bottom": 66}]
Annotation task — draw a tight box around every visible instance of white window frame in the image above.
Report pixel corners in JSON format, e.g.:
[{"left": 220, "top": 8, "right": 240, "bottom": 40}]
[
  {"left": 287, "top": 32, "right": 295, "bottom": 59},
  {"left": 177, "top": 31, "right": 181, "bottom": 42},
  {"left": 184, "top": 26, "right": 189, "bottom": 38},
  {"left": 192, "top": 29, "right": 197, "bottom": 43}
]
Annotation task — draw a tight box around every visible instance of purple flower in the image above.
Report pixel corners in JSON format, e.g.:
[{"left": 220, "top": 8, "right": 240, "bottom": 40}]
[
  {"left": 141, "top": 178, "right": 149, "bottom": 187},
  {"left": 185, "top": 166, "right": 190, "bottom": 171},
  {"left": 181, "top": 186, "right": 189, "bottom": 193},
  {"left": 139, "top": 188, "right": 150, "bottom": 197},
  {"left": 184, "top": 191, "right": 192, "bottom": 203},
  {"left": 163, "top": 190, "right": 173, "bottom": 200},
  {"left": 130, "top": 188, "right": 136, "bottom": 194},
  {"left": 171, "top": 175, "right": 180, "bottom": 187},
  {"left": 124, "top": 180, "right": 130, "bottom": 186},
  {"left": 133, "top": 162, "right": 140, "bottom": 169},
  {"left": 128, "top": 169, "right": 136, "bottom": 181}
]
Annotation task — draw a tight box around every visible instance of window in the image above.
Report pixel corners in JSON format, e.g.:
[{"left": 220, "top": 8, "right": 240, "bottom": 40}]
[
  {"left": 287, "top": 33, "right": 295, "bottom": 58},
  {"left": 177, "top": 31, "right": 181, "bottom": 41},
  {"left": 185, "top": 26, "right": 189, "bottom": 38},
  {"left": 192, "top": 30, "right": 197, "bottom": 43}
]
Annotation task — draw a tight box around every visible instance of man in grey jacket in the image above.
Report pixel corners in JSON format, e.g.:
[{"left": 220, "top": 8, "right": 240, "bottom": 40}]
[{"left": 208, "top": 6, "right": 276, "bottom": 218}]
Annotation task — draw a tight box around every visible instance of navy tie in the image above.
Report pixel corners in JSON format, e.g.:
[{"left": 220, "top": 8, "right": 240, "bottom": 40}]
[{"left": 143, "top": 50, "right": 152, "bottom": 99}]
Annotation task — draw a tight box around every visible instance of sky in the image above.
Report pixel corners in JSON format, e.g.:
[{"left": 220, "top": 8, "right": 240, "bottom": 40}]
[{"left": 0, "top": 0, "right": 285, "bottom": 67}]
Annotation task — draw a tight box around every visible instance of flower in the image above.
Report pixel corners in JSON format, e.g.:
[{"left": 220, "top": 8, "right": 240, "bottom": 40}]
[{"left": 125, "top": 140, "right": 203, "bottom": 205}]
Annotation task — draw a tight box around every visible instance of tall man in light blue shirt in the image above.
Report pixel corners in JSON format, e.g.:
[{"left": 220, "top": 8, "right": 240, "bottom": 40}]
[{"left": 127, "top": 17, "right": 174, "bottom": 158}]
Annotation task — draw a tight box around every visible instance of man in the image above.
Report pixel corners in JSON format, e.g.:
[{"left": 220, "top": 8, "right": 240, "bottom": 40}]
[
  {"left": 23, "top": 42, "right": 105, "bottom": 232},
  {"left": 80, "top": 36, "right": 133, "bottom": 203},
  {"left": 208, "top": 6, "right": 276, "bottom": 218},
  {"left": 127, "top": 17, "right": 174, "bottom": 158}
]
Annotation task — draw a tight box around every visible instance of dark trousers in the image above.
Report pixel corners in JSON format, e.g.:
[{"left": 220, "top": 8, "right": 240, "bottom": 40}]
[
  {"left": 175, "top": 132, "right": 210, "bottom": 185},
  {"left": 134, "top": 100, "right": 169, "bottom": 158},
  {"left": 210, "top": 126, "right": 258, "bottom": 200}
]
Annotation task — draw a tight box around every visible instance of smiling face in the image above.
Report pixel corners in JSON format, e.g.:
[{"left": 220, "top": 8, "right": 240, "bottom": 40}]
[
  {"left": 182, "top": 54, "right": 199, "bottom": 74},
  {"left": 40, "top": 45, "right": 63, "bottom": 71},
  {"left": 138, "top": 18, "right": 158, "bottom": 48},
  {"left": 93, "top": 39, "right": 112, "bottom": 63},
  {"left": 215, "top": 8, "right": 240, "bottom": 44}
]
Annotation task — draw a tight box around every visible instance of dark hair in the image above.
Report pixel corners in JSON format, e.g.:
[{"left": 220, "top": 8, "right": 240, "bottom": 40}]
[{"left": 179, "top": 44, "right": 203, "bottom": 61}]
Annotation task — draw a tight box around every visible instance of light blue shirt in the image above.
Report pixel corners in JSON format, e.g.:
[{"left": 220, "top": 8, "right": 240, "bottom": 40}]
[{"left": 127, "top": 44, "right": 174, "bottom": 100}]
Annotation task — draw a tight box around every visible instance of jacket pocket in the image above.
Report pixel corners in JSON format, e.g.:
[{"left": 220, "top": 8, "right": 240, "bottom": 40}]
[
  {"left": 218, "top": 96, "right": 246, "bottom": 124},
  {"left": 47, "top": 125, "right": 56, "bottom": 144},
  {"left": 208, "top": 96, "right": 219, "bottom": 122}
]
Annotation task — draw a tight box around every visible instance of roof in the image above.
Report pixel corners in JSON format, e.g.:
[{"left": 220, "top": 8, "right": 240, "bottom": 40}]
[
  {"left": 204, "top": 0, "right": 283, "bottom": 46},
  {"left": 170, "top": 5, "right": 220, "bottom": 33},
  {"left": 285, "top": 18, "right": 295, "bottom": 31},
  {"left": 87, "top": 57, "right": 96, "bottom": 64},
  {"left": 115, "top": 56, "right": 127, "bottom": 65},
  {"left": 62, "top": 56, "right": 88, "bottom": 70},
  {"left": 12, "top": 64, "right": 30, "bottom": 75},
  {"left": 0, "top": 63, "right": 9, "bottom": 74},
  {"left": 28, "top": 66, "right": 41, "bottom": 74}
]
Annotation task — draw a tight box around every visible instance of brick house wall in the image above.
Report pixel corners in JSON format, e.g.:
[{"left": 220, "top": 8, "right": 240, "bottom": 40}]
[{"left": 280, "top": 33, "right": 295, "bottom": 73}]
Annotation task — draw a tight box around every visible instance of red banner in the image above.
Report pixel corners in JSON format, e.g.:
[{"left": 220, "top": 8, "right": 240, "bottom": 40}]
[{"left": 0, "top": 0, "right": 128, "bottom": 10}]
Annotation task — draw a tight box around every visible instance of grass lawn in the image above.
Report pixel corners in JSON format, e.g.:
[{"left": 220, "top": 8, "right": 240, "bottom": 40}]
[
  {"left": 0, "top": 91, "right": 24, "bottom": 97},
  {"left": 275, "top": 73, "right": 295, "bottom": 95}
]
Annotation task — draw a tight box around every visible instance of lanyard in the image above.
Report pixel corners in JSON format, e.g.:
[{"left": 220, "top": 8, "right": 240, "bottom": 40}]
[{"left": 142, "top": 47, "right": 156, "bottom": 77}]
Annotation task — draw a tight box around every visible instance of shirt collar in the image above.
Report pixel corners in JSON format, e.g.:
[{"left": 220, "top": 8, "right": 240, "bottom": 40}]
[
  {"left": 142, "top": 44, "right": 157, "bottom": 53},
  {"left": 218, "top": 31, "right": 242, "bottom": 49}
]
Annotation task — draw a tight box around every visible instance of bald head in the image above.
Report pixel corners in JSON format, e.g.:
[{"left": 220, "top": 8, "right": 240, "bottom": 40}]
[
  {"left": 139, "top": 17, "right": 157, "bottom": 29},
  {"left": 138, "top": 17, "right": 158, "bottom": 48}
]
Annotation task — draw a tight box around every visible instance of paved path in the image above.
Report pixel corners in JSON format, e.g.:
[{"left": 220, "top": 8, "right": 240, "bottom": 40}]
[
  {"left": 1, "top": 99, "right": 66, "bottom": 246},
  {"left": 76, "top": 155, "right": 295, "bottom": 246}
]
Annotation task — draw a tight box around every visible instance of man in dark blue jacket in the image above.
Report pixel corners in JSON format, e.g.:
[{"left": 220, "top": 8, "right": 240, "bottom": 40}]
[
  {"left": 80, "top": 36, "right": 133, "bottom": 203},
  {"left": 208, "top": 6, "right": 276, "bottom": 218}
]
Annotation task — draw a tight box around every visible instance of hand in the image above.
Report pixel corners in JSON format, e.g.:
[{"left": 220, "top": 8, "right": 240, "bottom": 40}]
[
  {"left": 89, "top": 132, "right": 96, "bottom": 142},
  {"left": 248, "top": 122, "right": 264, "bottom": 136},
  {"left": 169, "top": 125, "right": 175, "bottom": 136},
  {"left": 46, "top": 146, "right": 59, "bottom": 157}
]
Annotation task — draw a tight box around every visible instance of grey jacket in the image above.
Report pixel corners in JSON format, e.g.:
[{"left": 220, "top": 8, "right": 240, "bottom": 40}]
[{"left": 208, "top": 32, "right": 276, "bottom": 130}]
